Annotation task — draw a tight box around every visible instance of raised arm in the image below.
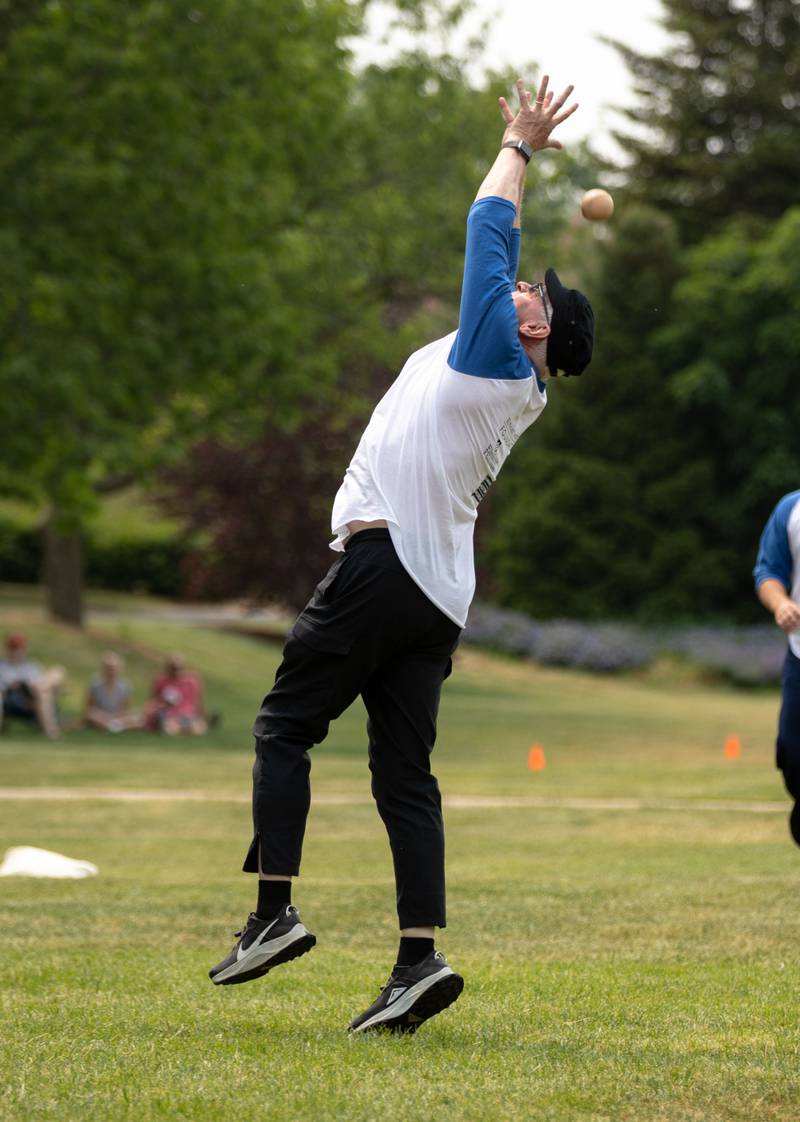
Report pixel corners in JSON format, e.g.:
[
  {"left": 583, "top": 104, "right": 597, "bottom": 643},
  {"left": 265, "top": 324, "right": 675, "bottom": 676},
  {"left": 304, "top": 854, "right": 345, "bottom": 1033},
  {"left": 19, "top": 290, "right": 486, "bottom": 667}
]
[
  {"left": 475, "top": 76, "right": 578, "bottom": 225},
  {"left": 448, "top": 76, "right": 577, "bottom": 379}
]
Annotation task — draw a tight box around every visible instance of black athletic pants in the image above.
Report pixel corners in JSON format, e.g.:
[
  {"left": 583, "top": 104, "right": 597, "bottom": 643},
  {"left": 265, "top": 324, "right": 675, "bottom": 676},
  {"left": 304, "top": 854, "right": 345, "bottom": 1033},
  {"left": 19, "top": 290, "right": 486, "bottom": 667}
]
[
  {"left": 243, "top": 529, "right": 461, "bottom": 929},
  {"left": 778, "top": 647, "right": 800, "bottom": 800}
]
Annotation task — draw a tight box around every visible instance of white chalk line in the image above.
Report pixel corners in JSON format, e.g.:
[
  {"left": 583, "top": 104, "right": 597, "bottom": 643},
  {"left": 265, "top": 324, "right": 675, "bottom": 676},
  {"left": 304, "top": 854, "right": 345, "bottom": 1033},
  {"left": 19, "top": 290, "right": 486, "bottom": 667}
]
[{"left": 0, "top": 787, "right": 788, "bottom": 814}]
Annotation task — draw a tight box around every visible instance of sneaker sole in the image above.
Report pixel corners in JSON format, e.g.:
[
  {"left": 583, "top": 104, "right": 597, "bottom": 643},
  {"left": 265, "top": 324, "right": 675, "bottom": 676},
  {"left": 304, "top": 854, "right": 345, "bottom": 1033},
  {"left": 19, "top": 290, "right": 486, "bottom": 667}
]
[
  {"left": 210, "top": 929, "right": 316, "bottom": 986},
  {"left": 350, "top": 971, "right": 464, "bottom": 1035}
]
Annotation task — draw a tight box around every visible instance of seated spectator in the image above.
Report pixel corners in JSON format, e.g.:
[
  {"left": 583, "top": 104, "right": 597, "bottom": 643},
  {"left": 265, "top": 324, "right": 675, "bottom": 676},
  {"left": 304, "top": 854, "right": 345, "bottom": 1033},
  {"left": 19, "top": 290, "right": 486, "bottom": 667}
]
[
  {"left": 0, "top": 631, "right": 64, "bottom": 739},
  {"left": 145, "top": 653, "right": 210, "bottom": 735},
  {"left": 84, "top": 652, "right": 143, "bottom": 733}
]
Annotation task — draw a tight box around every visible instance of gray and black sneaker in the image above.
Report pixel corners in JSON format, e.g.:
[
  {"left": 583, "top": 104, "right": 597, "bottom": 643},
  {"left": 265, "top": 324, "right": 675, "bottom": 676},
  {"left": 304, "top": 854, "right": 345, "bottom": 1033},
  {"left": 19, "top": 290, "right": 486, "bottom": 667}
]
[
  {"left": 348, "top": 949, "right": 463, "bottom": 1034},
  {"left": 209, "top": 905, "right": 316, "bottom": 986}
]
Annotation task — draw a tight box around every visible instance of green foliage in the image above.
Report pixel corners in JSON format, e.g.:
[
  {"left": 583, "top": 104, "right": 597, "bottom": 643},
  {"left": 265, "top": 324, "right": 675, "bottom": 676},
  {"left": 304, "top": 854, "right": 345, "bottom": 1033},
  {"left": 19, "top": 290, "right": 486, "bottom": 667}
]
[
  {"left": 0, "top": 494, "right": 193, "bottom": 595},
  {"left": 658, "top": 207, "right": 800, "bottom": 598},
  {"left": 609, "top": 0, "right": 800, "bottom": 243},
  {"left": 486, "top": 6, "right": 800, "bottom": 625},
  {"left": 493, "top": 205, "right": 800, "bottom": 622},
  {"left": 0, "top": 515, "right": 41, "bottom": 583},
  {"left": 0, "top": 0, "right": 359, "bottom": 519},
  {"left": 483, "top": 205, "right": 732, "bottom": 621}
]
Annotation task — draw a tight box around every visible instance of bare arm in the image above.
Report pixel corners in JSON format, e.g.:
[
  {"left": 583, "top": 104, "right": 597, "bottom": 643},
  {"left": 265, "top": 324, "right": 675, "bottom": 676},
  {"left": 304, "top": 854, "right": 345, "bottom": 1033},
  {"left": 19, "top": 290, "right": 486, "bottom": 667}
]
[
  {"left": 757, "top": 578, "right": 800, "bottom": 633},
  {"left": 475, "top": 75, "right": 578, "bottom": 222}
]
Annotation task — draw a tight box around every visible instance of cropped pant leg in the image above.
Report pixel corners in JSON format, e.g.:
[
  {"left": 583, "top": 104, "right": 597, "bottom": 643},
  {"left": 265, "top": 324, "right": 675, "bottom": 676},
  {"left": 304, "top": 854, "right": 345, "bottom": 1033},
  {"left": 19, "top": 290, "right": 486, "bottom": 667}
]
[
  {"left": 362, "top": 639, "right": 458, "bottom": 929},
  {"left": 243, "top": 634, "right": 365, "bottom": 876}
]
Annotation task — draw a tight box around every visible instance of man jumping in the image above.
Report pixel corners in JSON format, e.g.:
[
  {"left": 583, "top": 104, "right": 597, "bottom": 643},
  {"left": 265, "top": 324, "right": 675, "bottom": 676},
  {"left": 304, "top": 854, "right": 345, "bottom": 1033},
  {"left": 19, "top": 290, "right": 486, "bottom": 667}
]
[{"left": 210, "top": 75, "right": 595, "bottom": 1034}]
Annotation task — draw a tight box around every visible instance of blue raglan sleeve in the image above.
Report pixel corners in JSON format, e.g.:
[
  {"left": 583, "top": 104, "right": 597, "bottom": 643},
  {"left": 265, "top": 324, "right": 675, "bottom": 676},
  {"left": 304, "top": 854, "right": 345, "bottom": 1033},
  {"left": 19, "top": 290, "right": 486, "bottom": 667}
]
[
  {"left": 509, "top": 227, "right": 521, "bottom": 285},
  {"left": 753, "top": 493, "right": 799, "bottom": 590},
  {"left": 448, "top": 197, "right": 530, "bottom": 381}
]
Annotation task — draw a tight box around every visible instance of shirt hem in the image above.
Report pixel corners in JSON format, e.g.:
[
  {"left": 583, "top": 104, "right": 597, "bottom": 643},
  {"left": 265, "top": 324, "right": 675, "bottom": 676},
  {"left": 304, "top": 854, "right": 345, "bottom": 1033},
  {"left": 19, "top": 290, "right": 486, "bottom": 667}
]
[
  {"left": 386, "top": 524, "right": 468, "bottom": 629},
  {"left": 330, "top": 514, "right": 395, "bottom": 552}
]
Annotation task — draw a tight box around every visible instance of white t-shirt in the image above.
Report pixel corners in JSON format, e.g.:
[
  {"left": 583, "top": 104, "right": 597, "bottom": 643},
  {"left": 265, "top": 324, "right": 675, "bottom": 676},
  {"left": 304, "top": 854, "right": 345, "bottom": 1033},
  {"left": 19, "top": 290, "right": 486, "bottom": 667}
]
[{"left": 330, "top": 197, "right": 547, "bottom": 628}]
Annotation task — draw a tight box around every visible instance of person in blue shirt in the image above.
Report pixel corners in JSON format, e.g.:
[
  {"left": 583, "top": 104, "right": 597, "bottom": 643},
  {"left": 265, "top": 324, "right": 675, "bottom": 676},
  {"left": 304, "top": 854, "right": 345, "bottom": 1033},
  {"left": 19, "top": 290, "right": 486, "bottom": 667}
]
[{"left": 754, "top": 490, "right": 800, "bottom": 844}]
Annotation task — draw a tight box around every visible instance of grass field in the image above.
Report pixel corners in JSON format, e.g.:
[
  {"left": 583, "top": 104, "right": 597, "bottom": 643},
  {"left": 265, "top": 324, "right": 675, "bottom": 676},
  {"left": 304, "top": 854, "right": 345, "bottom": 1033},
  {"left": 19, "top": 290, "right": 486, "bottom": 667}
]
[{"left": 1, "top": 596, "right": 799, "bottom": 1121}]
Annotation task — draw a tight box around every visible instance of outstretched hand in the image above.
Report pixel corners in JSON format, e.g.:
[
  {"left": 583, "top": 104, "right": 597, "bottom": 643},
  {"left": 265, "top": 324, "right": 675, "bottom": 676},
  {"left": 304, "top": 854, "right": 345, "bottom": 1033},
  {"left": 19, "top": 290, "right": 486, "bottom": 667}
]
[{"left": 499, "top": 75, "right": 578, "bottom": 152}]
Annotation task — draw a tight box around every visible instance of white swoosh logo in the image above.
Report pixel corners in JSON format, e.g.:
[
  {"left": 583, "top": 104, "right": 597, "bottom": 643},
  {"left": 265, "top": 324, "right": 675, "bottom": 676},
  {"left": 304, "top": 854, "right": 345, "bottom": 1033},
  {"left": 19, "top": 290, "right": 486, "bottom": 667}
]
[{"left": 237, "top": 914, "right": 281, "bottom": 961}]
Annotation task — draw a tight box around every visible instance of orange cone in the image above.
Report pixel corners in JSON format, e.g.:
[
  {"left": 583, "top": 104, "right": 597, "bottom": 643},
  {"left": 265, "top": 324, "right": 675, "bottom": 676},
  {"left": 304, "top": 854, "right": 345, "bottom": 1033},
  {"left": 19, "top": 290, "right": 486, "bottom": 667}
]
[
  {"left": 528, "top": 744, "right": 546, "bottom": 771},
  {"left": 724, "top": 734, "right": 741, "bottom": 760}
]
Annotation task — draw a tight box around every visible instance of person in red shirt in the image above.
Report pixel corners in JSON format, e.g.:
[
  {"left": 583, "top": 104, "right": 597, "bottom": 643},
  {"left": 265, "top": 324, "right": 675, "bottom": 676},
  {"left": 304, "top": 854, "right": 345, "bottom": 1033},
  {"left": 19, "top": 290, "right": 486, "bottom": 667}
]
[{"left": 145, "top": 653, "right": 208, "bottom": 735}]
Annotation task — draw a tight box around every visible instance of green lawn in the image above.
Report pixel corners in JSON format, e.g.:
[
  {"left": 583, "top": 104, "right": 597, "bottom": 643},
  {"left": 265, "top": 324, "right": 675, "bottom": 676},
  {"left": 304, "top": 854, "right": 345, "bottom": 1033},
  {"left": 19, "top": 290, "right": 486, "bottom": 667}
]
[{"left": 1, "top": 599, "right": 798, "bottom": 1121}]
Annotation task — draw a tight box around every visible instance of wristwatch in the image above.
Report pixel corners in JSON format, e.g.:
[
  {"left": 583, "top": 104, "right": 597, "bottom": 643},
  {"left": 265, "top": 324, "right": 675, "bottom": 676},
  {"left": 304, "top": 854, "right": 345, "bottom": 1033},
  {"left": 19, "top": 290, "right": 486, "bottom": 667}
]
[{"left": 502, "top": 139, "right": 532, "bottom": 163}]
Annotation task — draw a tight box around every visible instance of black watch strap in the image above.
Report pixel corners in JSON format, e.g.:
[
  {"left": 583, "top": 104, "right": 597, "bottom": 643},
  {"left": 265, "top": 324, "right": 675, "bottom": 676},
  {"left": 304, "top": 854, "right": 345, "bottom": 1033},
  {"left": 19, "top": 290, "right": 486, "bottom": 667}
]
[{"left": 502, "top": 139, "right": 532, "bottom": 163}]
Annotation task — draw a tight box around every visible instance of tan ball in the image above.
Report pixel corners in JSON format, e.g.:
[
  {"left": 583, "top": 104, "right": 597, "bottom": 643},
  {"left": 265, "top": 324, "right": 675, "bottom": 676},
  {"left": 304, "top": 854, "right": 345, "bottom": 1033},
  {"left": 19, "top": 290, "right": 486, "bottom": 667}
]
[{"left": 581, "top": 188, "right": 615, "bottom": 222}]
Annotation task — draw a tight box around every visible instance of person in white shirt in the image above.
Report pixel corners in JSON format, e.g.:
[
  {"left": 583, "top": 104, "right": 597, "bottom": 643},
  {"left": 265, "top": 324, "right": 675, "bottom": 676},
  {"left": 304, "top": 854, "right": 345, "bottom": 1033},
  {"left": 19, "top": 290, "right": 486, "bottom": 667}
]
[
  {"left": 0, "top": 631, "right": 64, "bottom": 739},
  {"left": 210, "top": 75, "right": 595, "bottom": 1034}
]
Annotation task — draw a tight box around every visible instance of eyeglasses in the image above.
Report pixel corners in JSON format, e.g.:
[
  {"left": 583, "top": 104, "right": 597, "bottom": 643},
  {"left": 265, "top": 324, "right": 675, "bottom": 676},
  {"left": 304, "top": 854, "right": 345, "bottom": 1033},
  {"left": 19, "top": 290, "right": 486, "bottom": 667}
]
[{"left": 533, "top": 282, "right": 551, "bottom": 326}]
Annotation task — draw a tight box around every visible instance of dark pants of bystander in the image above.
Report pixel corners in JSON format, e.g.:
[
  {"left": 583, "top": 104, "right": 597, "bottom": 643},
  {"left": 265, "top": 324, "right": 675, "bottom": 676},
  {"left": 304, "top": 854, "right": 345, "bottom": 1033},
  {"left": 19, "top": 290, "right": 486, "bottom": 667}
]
[{"left": 776, "top": 647, "right": 800, "bottom": 845}]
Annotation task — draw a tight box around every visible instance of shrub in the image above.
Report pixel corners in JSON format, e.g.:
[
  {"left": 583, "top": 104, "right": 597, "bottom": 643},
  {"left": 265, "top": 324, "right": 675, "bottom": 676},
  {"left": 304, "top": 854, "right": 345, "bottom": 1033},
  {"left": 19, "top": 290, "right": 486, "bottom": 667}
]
[{"left": 465, "top": 601, "right": 785, "bottom": 683}]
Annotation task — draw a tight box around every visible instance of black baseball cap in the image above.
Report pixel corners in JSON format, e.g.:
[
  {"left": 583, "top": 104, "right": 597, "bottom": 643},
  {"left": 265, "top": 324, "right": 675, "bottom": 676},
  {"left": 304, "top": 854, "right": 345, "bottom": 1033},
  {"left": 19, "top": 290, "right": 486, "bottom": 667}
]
[{"left": 544, "top": 267, "right": 595, "bottom": 377}]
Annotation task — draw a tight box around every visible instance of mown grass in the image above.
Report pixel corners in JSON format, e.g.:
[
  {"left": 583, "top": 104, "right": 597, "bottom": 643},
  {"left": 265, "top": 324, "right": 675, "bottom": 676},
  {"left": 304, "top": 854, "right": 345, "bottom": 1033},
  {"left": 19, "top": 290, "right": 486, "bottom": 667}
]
[{"left": 1, "top": 596, "right": 798, "bottom": 1121}]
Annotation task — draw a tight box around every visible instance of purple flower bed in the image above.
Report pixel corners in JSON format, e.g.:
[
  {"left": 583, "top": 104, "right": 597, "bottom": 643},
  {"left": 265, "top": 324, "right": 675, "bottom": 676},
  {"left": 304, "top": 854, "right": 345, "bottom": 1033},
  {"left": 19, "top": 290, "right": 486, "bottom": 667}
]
[
  {"left": 464, "top": 602, "right": 786, "bottom": 683},
  {"left": 661, "top": 625, "right": 786, "bottom": 686}
]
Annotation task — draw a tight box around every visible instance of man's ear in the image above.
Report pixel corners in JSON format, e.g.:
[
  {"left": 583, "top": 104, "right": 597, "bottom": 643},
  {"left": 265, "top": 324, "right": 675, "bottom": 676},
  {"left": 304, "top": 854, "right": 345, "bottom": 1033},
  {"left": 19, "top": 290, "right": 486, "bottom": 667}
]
[{"left": 519, "top": 321, "right": 551, "bottom": 341}]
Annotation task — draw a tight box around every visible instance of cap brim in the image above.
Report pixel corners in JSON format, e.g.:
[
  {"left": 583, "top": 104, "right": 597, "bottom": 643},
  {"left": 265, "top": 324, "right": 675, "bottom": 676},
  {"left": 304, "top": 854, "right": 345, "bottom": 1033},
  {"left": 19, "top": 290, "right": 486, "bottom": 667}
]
[{"left": 544, "top": 267, "right": 569, "bottom": 313}]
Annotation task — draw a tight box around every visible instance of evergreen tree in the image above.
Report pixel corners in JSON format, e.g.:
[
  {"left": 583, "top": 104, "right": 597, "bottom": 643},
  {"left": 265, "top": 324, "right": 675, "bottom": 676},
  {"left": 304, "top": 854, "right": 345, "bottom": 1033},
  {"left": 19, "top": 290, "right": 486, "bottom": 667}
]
[
  {"left": 657, "top": 206, "right": 800, "bottom": 611},
  {"left": 610, "top": 0, "right": 800, "bottom": 243},
  {"left": 481, "top": 207, "right": 729, "bottom": 621}
]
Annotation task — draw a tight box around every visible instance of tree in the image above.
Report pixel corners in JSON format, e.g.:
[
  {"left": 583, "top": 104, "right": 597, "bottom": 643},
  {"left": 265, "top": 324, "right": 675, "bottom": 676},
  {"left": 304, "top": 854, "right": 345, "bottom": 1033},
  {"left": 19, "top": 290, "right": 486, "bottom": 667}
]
[
  {"left": 656, "top": 206, "right": 800, "bottom": 609},
  {"left": 0, "top": 0, "right": 359, "bottom": 623},
  {"left": 480, "top": 206, "right": 730, "bottom": 621},
  {"left": 480, "top": 0, "right": 800, "bottom": 623},
  {"left": 609, "top": 0, "right": 800, "bottom": 243},
  {"left": 486, "top": 204, "right": 800, "bottom": 623},
  {"left": 160, "top": 409, "right": 361, "bottom": 608}
]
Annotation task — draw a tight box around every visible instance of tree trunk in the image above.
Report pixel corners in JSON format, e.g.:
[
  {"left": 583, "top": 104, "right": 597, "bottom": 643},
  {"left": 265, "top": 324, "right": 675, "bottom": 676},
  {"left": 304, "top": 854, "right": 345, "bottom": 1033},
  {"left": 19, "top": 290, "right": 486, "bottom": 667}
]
[{"left": 44, "top": 512, "right": 85, "bottom": 627}]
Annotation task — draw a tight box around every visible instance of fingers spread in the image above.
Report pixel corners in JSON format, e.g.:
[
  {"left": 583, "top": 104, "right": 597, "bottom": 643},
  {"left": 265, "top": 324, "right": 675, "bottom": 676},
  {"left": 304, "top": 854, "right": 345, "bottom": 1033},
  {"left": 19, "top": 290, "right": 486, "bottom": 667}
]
[
  {"left": 550, "top": 83, "right": 575, "bottom": 113},
  {"left": 535, "top": 74, "right": 550, "bottom": 104},
  {"left": 498, "top": 96, "right": 515, "bottom": 124},
  {"left": 551, "top": 101, "right": 579, "bottom": 126}
]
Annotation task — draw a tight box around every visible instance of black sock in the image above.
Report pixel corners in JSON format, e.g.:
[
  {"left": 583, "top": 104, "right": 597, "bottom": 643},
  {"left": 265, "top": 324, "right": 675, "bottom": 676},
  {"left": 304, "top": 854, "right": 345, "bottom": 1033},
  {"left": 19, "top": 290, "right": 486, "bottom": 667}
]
[
  {"left": 256, "top": 879, "right": 291, "bottom": 919},
  {"left": 396, "top": 936, "right": 434, "bottom": 968}
]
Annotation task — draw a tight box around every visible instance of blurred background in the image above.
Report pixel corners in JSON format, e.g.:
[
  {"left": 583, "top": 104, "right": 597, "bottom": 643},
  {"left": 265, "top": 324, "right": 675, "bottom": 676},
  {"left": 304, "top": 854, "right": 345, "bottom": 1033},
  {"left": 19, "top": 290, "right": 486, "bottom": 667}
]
[{"left": 1, "top": 0, "right": 798, "bottom": 680}]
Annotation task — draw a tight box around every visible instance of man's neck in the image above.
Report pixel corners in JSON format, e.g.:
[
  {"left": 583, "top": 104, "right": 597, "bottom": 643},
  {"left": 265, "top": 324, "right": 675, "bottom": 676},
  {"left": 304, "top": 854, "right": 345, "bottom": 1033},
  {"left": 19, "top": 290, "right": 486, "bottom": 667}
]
[{"left": 521, "top": 339, "right": 549, "bottom": 380}]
